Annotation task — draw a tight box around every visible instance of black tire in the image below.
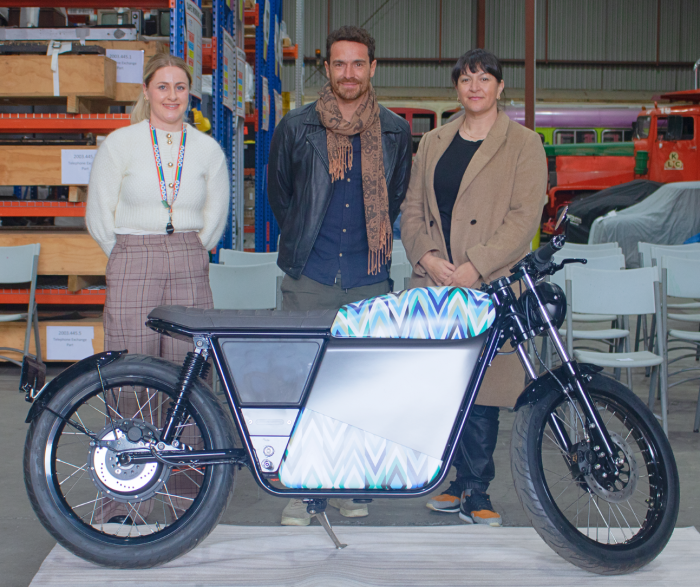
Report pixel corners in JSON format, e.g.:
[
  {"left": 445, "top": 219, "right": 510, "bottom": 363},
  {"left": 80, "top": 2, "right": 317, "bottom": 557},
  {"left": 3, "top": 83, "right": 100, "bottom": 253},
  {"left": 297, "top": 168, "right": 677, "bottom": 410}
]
[
  {"left": 24, "top": 354, "right": 236, "bottom": 568},
  {"left": 511, "top": 372, "right": 679, "bottom": 575}
]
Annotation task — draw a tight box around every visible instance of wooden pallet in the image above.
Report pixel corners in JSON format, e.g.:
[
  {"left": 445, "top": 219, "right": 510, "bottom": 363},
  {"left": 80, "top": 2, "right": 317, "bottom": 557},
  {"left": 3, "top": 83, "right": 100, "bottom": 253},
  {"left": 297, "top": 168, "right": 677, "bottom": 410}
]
[{"left": 0, "top": 316, "right": 103, "bottom": 363}]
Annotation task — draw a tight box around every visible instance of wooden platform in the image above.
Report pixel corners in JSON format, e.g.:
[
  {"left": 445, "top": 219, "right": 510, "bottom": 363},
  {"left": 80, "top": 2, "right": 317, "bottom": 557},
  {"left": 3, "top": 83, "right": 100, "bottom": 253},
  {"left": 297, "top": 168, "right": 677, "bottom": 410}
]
[
  {"left": 0, "top": 231, "right": 107, "bottom": 275},
  {"left": 0, "top": 55, "right": 116, "bottom": 101},
  {"left": 0, "top": 316, "right": 103, "bottom": 363},
  {"left": 0, "top": 145, "right": 97, "bottom": 186}
]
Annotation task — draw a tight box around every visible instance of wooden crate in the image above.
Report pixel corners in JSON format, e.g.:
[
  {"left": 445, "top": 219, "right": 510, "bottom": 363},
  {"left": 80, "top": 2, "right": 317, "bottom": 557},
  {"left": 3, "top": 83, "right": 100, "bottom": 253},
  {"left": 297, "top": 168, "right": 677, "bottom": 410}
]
[
  {"left": 0, "top": 145, "right": 97, "bottom": 186},
  {"left": 0, "top": 231, "right": 107, "bottom": 276},
  {"left": 0, "top": 317, "right": 103, "bottom": 363},
  {"left": 0, "top": 55, "right": 116, "bottom": 100}
]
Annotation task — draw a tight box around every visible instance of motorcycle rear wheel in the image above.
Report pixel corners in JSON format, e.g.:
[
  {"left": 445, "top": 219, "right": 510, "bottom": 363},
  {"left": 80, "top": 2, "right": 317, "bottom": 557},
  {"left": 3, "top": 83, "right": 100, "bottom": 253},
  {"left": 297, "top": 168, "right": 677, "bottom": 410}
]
[
  {"left": 24, "top": 354, "right": 236, "bottom": 568},
  {"left": 511, "top": 372, "right": 679, "bottom": 575}
]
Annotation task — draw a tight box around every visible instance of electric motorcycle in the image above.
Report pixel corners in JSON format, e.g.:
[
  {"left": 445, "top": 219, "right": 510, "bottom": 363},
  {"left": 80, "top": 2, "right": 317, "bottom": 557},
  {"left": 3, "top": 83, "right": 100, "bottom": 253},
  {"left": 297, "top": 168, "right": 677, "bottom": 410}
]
[{"left": 20, "top": 232, "right": 679, "bottom": 575}]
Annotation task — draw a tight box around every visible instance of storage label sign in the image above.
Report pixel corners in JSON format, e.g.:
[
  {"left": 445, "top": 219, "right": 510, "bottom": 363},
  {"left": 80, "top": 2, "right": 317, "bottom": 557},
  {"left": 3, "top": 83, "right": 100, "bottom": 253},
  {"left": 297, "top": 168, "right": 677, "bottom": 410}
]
[
  {"left": 61, "top": 150, "right": 96, "bottom": 185},
  {"left": 105, "top": 49, "right": 144, "bottom": 84},
  {"left": 46, "top": 326, "right": 95, "bottom": 361},
  {"left": 185, "top": 0, "right": 203, "bottom": 99}
]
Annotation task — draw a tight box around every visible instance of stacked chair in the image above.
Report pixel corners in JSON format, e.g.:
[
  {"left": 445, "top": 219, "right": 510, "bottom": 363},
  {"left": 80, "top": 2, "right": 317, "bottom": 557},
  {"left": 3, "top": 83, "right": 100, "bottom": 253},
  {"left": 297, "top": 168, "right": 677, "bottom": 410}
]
[
  {"left": 212, "top": 250, "right": 282, "bottom": 310},
  {"left": 0, "top": 244, "right": 41, "bottom": 366},
  {"left": 389, "top": 240, "right": 413, "bottom": 291},
  {"left": 659, "top": 255, "right": 700, "bottom": 432}
]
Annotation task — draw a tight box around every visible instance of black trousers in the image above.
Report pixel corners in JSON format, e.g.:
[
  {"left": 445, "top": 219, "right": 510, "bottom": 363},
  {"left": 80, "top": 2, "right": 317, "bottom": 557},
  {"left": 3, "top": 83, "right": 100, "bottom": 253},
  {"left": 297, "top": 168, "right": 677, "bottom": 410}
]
[{"left": 453, "top": 405, "right": 500, "bottom": 493}]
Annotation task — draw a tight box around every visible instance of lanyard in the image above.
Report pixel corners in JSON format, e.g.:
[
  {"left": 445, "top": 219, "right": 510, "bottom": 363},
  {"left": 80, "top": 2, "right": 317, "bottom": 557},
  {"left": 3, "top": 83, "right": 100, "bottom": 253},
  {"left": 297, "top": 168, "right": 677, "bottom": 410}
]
[{"left": 149, "top": 122, "right": 187, "bottom": 234}]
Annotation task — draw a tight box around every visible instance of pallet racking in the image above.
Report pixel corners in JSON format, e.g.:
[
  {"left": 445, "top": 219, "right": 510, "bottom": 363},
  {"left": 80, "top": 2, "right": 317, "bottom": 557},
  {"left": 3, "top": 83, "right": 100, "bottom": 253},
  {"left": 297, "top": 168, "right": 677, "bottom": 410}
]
[{"left": 0, "top": 0, "right": 247, "bottom": 359}]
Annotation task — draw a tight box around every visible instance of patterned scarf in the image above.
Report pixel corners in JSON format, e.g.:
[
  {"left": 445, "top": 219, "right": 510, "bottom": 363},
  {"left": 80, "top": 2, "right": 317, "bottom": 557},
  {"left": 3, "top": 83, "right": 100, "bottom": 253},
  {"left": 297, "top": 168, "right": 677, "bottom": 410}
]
[{"left": 315, "top": 82, "right": 391, "bottom": 275}]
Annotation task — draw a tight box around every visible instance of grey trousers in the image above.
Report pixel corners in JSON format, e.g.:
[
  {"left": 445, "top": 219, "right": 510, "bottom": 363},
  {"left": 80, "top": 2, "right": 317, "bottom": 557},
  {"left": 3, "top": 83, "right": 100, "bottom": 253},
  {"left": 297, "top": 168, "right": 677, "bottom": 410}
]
[{"left": 281, "top": 273, "right": 390, "bottom": 311}]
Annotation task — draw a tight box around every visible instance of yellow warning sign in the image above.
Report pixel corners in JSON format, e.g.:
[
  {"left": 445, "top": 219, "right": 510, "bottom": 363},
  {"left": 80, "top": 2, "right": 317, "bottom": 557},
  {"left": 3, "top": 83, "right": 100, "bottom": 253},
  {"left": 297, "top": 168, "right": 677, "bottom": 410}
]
[{"left": 664, "top": 151, "right": 684, "bottom": 170}]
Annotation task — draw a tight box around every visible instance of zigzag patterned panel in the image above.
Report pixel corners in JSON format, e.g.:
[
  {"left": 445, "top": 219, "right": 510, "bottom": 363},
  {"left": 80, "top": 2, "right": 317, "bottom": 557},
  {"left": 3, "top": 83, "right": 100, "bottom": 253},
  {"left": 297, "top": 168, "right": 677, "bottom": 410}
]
[
  {"left": 331, "top": 286, "right": 495, "bottom": 340},
  {"left": 278, "top": 409, "right": 442, "bottom": 490}
]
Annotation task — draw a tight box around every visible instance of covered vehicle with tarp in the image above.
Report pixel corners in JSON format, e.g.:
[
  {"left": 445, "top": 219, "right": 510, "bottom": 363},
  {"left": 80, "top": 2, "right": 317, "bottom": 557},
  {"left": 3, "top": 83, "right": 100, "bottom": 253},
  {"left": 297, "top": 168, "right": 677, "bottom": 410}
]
[
  {"left": 589, "top": 181, "right": 700, "bottom": 268},
  {"left": 566, "top": 179, "right": 662, "bottom": 243}
]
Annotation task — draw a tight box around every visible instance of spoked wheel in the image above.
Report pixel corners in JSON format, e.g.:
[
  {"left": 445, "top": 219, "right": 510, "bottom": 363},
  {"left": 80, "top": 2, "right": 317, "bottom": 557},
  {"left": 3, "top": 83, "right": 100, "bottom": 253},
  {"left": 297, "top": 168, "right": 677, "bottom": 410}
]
[
  {"left": 511, "top": 372, "right": 679, "bottom": 575},
  {"left": 24, "top": 354, "right": 236, "bottom": 568}
]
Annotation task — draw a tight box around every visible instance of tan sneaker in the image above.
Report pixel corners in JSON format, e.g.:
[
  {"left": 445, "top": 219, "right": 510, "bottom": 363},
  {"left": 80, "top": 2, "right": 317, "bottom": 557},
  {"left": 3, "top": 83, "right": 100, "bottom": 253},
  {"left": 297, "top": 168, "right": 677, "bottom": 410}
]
[
  {"left": 281, "top": 499, "right": 311, "bottom": 526},
  {"left": 328, "top": 498, "right": 369, "bottom": 518},
  {"left": 425, "top": 481, "right": 463, "bottom": 513}
]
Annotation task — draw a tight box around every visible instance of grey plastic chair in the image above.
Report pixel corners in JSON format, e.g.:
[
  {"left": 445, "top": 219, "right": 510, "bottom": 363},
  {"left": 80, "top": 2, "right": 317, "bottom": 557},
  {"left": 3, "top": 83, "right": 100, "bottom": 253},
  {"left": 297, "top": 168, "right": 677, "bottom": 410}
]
[
  {"left": 566, "top": 265, "right": 669, "bottom": 434},
  {"left": 218, "top": 249, "right": 283, "bottom": 309},
  {"left": 0, "top": 244, "right": 42, "bottom": 366},
  {"left": 660, "top": 255, "right": 700, "bottom": 431},
  {"left": 209, "top": 262, "right": 279, "bottom": 310}
]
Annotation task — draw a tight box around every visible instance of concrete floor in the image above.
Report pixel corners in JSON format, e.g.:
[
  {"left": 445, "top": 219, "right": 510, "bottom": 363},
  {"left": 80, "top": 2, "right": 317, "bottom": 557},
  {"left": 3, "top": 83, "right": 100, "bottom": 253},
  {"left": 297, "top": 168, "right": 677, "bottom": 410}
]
[{"left": 2, "top": 334, "right": 699, "bottom": 587}]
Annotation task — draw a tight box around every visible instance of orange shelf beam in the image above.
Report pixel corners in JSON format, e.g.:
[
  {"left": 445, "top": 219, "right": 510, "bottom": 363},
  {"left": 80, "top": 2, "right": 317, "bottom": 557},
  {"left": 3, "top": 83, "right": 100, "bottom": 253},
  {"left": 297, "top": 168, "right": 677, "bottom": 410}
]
[
  {"left": 244, "top": 111, "right": 258, "bottom": 131},
  {"left": 0, "top": 113, "right": 131, "bottom": 134},
  {"left": 0, "top": 201, "right": 86, "bottom": 217},
  {"left": 283, "top": 45, "right": 298, "bottom": 60},
  {"left": 0, "top": 0, "right": 168, "bottom": 7},
  {"left": 0, "top": 288, "right": 106, "bottom": 305},
  {"left": 244, "top": 7, "right": 259, "bottom": 26}
]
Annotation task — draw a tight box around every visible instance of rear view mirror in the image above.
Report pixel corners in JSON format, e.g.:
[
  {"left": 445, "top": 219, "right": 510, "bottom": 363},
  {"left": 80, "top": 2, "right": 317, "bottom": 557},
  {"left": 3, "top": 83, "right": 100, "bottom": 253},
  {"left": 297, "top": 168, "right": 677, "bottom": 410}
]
[{"left": 555, "top": 205, "right": 569, "bottom": 231}]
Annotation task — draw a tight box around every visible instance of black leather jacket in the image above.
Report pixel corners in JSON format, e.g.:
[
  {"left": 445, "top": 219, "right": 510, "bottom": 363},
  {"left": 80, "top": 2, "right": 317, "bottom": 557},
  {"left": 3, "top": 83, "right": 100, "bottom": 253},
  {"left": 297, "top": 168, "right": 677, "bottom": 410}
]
[{"left": 268, "top": 102, "right": 412, "bottom": 279}]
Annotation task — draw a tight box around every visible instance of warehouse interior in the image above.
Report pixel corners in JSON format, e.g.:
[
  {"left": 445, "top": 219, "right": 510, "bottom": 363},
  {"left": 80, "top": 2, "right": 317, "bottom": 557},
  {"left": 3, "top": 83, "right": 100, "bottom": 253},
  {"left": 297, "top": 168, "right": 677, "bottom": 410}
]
[{"left": 1, "top": 1, "right": 700, "bottom": 585}]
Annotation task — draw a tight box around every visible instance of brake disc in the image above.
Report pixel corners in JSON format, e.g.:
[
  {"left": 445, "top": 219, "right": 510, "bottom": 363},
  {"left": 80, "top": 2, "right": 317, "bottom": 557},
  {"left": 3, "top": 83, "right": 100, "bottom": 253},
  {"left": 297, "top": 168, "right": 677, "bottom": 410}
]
[
  {"left": 88, "top": 419, "right": 170, "bottom": 503},
  {"left": 584, "top": 431, "right": 638, "bottom": 504}
]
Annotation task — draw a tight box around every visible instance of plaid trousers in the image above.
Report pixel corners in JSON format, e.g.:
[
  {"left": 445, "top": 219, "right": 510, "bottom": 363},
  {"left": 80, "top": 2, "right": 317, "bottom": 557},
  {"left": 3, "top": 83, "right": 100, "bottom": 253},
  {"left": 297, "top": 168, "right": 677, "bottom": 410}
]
[{"left": 100, "top": 232, "right": 213, "bottom": 521}]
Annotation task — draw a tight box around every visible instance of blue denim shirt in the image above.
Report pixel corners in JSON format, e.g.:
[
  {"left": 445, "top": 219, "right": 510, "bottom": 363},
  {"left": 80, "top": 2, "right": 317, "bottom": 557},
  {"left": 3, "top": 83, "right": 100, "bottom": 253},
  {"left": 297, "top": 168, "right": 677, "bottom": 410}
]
[{"left": 302, "top": 134, "right": 388, "bottom": 289}]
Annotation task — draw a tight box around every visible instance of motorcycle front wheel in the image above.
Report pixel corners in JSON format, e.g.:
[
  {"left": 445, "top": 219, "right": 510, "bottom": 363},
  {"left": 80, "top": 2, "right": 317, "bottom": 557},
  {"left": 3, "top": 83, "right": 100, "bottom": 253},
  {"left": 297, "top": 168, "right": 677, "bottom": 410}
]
[
  {"left": 511, "top": 371, "right": 679, "bottom": 575},
  {"left": 24, "top": 354, "right": 236, "bottom": 568}
]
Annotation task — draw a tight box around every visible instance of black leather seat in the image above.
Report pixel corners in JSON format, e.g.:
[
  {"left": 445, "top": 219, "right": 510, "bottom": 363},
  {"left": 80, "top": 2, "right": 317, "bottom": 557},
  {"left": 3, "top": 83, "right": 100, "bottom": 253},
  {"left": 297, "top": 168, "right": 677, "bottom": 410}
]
[{"left": 147, "top": 305, "right": 337, "bottom": 332}]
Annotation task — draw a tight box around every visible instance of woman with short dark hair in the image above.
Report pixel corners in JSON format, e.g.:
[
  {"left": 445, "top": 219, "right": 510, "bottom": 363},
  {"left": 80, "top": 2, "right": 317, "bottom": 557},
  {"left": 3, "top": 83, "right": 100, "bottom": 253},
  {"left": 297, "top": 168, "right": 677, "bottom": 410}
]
[{"left": 401, "top": 48, "right": 547, "bottom": 526}]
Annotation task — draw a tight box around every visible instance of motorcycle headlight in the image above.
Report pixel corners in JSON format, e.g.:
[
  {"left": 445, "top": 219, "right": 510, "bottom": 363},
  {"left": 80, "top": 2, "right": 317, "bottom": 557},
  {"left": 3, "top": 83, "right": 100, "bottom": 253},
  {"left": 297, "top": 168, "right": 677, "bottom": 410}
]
[{"left": 522, "top": 282, "right": 567, "bottom": 331}]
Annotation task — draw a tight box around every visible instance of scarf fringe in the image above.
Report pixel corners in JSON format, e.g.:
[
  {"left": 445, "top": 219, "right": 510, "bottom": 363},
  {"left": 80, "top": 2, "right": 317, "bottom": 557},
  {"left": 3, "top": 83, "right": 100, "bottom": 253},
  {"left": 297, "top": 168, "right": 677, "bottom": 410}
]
[
  {"left": 328, "top": 138, "right": 353, "bottom": 182},
  {"left": 368, "top": 218, "right": 393, "bottom": 276}
]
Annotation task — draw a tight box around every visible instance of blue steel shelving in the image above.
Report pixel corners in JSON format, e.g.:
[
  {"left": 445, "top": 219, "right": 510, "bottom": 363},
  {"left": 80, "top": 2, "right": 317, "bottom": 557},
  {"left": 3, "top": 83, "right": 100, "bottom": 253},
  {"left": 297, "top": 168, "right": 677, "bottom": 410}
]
[
  {"left": 170, "top": 0, "right": 201, "bottom": 114},
  {"left": 211, "top": 0, "right": 242, "bottom": 253},
  {"left": 171, "top": 0, "right": 244, "bottom": 255},
  {"left": 254, "top": 0, "right": 283, "bottom": 252}
]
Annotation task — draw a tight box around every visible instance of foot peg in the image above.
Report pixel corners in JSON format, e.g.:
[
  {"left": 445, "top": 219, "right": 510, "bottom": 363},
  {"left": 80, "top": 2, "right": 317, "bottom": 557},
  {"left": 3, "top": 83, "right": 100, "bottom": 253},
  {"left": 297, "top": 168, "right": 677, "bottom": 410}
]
[{"left": 305, "top": 499, "right": 347, "bottom": 549}]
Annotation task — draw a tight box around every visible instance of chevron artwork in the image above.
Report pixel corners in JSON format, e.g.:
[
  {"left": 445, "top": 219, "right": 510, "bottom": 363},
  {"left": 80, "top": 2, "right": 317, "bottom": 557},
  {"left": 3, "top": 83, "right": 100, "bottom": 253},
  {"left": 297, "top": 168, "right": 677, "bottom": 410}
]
[
  {"left": 331, "top": 286, "right": 495, "bottom": 340},
  {"left": 278, "top": 409, "right": 442, "bottom": 490}
]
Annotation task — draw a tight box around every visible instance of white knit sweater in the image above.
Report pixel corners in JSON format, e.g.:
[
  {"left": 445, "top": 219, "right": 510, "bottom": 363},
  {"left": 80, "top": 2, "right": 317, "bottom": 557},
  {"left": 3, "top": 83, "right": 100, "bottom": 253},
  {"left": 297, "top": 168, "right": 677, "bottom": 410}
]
[{"left": 86, "top": 119, "right": 230, "bottom": 256}]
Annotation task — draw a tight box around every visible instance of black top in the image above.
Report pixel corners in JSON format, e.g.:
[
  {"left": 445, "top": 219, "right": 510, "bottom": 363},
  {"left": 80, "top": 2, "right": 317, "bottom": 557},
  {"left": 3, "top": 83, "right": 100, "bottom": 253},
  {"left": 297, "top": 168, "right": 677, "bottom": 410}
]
[
  {"left": 433, "top": 133, "right": 482, "bottom": 262},
  {"left": 302, "top": 134, "right": 388, "bottom": 289}
]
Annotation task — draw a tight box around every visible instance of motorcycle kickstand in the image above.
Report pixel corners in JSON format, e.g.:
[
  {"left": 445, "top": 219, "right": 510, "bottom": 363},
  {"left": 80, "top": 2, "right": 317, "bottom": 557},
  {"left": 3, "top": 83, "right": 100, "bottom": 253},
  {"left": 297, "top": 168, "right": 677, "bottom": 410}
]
[{"left": 304, "top": 499, "right": 347, "bottom": 549}]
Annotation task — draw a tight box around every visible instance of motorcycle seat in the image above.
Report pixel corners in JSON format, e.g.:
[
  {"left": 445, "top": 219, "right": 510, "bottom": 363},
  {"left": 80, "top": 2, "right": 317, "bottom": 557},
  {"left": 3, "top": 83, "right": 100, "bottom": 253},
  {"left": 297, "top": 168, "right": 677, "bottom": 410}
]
[{"left": 147, "top": 305, "right": 337, "bottom": 333}]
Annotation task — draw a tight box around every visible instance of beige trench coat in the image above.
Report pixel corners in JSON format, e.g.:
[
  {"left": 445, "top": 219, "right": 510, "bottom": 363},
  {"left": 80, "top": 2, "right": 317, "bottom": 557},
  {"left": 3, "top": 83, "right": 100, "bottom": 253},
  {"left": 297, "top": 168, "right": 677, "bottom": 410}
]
[{"left": 400, "top": 111, "right": 547, "bottom": 407}]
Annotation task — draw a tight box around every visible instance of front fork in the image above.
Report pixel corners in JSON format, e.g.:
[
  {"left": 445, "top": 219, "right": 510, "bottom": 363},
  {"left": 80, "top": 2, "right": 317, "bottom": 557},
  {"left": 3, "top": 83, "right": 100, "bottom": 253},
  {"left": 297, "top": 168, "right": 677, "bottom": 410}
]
[{"left": 508, "top": 274, "right": 621, "bottom": 479}]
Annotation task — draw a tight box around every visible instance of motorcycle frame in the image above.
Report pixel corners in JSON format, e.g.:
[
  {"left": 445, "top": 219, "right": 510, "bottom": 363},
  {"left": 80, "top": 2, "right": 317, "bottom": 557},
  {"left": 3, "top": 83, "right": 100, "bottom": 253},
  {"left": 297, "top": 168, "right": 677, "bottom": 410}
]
[{"left": 140, "top": 265, "right": 620, "bottom": 500}]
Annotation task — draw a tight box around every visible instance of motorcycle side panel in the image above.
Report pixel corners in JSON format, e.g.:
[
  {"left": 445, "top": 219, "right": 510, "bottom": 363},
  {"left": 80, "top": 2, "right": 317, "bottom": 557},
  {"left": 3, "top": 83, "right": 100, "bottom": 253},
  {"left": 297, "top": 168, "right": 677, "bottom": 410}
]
[
  {"left": 278, "top": 335, "right": 486, "bottom": 490},
  {"left": 220, "top": 338, "right": 323, "bottom": 406},
  {"left": 279, "top": 408, "right": 442, "bottom": 489}
]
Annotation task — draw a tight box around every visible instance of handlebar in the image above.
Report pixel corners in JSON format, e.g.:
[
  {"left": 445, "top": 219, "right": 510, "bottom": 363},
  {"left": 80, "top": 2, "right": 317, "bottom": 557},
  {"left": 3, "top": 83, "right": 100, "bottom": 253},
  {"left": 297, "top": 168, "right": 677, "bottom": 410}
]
[{"left": 532, "top": 234, "right": 566, "bottom": 270}]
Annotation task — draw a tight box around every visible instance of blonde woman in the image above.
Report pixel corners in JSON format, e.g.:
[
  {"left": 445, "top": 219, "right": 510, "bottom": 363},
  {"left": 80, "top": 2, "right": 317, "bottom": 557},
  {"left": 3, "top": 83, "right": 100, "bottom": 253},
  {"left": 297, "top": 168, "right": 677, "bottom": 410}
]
[{"left": 87, "top": 53, "right": 229, "bottom": 365}]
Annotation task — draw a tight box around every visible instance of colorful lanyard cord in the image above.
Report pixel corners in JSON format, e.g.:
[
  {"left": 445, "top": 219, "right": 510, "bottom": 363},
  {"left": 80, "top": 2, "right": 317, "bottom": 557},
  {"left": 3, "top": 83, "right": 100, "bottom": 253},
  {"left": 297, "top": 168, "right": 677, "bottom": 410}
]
[{"left": 149, "top": 121, "right": 187, "bottom": 234}]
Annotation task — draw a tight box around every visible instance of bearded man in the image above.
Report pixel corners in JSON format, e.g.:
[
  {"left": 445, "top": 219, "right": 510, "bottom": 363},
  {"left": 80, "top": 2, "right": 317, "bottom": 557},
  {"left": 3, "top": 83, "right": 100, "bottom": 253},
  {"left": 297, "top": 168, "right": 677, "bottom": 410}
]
[{"left": 268, "top": 26, "right": 412, "bottom": 526}]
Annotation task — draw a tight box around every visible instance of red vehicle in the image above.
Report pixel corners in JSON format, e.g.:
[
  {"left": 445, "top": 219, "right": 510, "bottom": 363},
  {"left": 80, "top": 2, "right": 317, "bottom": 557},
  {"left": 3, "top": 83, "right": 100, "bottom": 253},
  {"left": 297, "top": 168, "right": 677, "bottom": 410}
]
[{"left": 543, "top": 90, "right": 700, "bottom": 234}]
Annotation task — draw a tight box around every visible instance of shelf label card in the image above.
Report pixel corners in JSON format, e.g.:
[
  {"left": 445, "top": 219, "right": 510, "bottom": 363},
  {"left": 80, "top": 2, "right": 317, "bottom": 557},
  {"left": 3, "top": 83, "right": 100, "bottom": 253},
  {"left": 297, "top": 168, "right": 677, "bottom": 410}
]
[
  {"left": 61, "top": 149, "right": 96, "bottom": 185},
  {"left": 262, "top": 76, "right": 269, "bottom": 131},
  {"left": 236, "top": 47, "right": 246, "bottom": 118},
  {"left": 222, "top": 30, "right": 236, "bottom": 112},
  {"left": 274, "top": 89, "right": 283, "bottom": 127},
  {"left": 46, "top": 326, "right": 94, "bottom": 361},
  {"left": 185, "top": 0, "right": 203, "bottom": 99},
  {"left": 105, "top": 49, "right": 144, "bottom": 84}
]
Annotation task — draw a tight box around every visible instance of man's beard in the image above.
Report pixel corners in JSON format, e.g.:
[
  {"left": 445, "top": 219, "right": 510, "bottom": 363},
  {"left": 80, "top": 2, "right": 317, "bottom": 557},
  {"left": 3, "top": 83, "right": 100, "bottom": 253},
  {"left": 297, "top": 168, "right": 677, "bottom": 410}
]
[{"left": 330, "top": 76, "right": 370, "bottom": 102}]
